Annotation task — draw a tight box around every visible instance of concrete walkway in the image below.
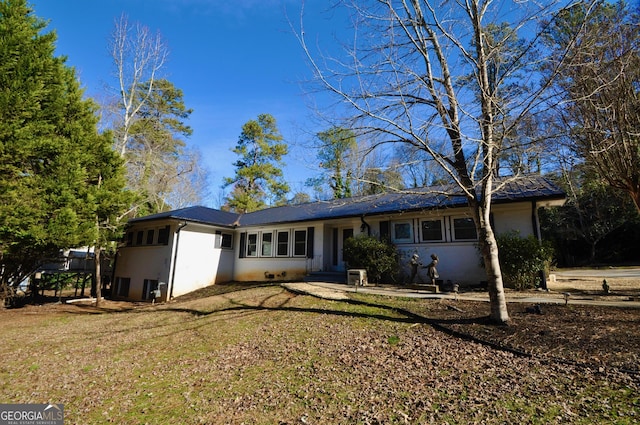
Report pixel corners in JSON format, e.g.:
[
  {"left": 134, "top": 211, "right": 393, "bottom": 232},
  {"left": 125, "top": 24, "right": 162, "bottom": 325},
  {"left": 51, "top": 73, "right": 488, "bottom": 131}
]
[{"left": 282, "top": 281, "right": 640, "bottom": 308}]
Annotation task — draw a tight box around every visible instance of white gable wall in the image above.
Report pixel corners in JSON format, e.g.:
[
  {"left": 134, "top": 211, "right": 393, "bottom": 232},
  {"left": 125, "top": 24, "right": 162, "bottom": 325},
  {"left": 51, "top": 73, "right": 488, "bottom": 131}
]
[{"left": 171, "top": 223, "right": 234, "bottom": 297}]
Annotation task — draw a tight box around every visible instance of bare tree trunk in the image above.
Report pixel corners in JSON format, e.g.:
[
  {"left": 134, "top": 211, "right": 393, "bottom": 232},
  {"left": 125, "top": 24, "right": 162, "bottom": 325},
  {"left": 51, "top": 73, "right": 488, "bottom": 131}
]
[
  {"left": 94, "top": 245, "right": 102, "bottom": 308},
  {"left": 474, "top": 199, "right": 509, "bottom": 323}
]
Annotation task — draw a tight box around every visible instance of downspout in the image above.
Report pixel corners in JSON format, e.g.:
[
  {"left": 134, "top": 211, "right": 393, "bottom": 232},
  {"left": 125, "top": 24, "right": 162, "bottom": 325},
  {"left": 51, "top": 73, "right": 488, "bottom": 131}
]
[
  {"left": 360, "top": 215, "right": 371, "bottom": 236},
  {"left": 531, "top": 201, "right": 540, "bottom": 241},
  {"left": 168, "top": 222, "right": 188, "bottom": 300}
]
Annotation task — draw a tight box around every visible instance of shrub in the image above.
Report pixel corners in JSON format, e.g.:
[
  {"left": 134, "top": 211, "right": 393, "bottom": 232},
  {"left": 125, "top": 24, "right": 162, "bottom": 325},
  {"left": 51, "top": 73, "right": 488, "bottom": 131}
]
[
  {"left": 497, "top": 232, "right": 554, "bottom": 290},
  {"left": 343, "top": 235, "right": 399, "bottom": 283}
]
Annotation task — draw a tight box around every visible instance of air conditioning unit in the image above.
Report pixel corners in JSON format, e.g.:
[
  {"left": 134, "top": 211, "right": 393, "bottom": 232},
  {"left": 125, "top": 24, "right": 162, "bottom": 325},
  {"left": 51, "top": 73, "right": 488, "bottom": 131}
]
[{"left": 347, "top": 269, "right": 367, "bottom": 286}]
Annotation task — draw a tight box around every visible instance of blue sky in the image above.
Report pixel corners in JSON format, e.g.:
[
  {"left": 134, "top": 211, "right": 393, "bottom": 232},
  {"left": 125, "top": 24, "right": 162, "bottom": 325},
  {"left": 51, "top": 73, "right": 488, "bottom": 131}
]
[{"left": 30, "top": 0, "right": 351, "bottom": 206}]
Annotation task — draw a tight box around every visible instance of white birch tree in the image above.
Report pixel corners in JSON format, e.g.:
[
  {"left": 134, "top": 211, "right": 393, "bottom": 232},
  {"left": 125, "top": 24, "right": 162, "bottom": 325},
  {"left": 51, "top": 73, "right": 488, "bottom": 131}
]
[{"left": 109, "top": 14, "right": 168, "bottom": 158}]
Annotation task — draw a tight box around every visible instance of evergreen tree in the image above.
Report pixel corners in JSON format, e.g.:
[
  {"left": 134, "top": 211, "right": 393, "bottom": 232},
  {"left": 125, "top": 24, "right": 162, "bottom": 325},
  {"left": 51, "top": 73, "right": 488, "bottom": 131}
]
[
  {"left": 315, "top": 127, "right": 356, "bottom": 199},
  {"left": 223, "top": 114, "right": 289, "bottom": 213},
  {"left": 0, "top": 0, "right": 130, "bottom": 304},
  {"left": 125, "top": 78, "right": 195, "bottom": 215}
]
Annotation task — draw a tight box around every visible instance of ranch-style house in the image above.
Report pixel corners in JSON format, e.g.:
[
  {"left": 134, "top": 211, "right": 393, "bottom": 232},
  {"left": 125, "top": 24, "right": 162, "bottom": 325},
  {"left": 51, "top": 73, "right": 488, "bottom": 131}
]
[{"left": 111, "top": 175, "right": 565, "bottom": 302}]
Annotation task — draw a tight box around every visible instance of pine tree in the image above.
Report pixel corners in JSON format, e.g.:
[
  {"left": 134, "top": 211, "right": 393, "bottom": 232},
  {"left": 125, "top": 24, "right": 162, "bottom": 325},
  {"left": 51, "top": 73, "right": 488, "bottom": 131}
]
[
  {"left": 125, "top": 78, "right": 195, "bottom": 215},
  {"left": 223, "top": 114, "right": 289, "bottom": 213}
]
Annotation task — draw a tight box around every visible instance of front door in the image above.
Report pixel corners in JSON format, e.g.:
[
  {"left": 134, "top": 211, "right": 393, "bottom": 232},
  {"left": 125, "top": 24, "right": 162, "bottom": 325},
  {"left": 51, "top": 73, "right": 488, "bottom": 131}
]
[{"left": 331, "top": 227, "right": 354, "bottom": 271}]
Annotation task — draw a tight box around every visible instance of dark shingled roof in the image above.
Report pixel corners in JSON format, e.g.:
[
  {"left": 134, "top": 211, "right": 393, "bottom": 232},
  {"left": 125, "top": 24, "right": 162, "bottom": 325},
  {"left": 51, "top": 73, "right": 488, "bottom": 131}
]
[
  {"left": 129, "top": 205, "right": 240, "bottom": 227},
  {"left": 130, "top": 175, "right": 565, "bottom": 228}
]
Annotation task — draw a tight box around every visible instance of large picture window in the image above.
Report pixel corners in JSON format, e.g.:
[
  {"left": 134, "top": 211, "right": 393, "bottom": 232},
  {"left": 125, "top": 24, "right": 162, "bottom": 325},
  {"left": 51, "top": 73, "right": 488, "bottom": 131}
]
[
  {"left": 293, "top": 230, "right": 307, "bottom": 256},
  {"left": 453, "top": 217, "right": 477, "bottom": 240},
  {"left": 420, "top": 219, "right": 443, "bottom": 242}
]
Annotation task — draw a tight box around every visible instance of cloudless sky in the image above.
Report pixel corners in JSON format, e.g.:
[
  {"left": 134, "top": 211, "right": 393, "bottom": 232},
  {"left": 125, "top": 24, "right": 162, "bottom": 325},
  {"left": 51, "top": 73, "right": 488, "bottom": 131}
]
[{"left": 29, "top": 0, "right": 352, "bottom": 207}]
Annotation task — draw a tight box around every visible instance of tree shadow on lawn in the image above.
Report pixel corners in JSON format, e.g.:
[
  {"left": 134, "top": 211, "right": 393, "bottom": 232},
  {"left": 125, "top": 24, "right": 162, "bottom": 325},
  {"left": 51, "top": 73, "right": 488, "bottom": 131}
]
[
  {"left": 154, "top": 290, "right": 509, "bottom": 358},
  {"left": 162, "top": 288, "right": 493, "bottom": 328}
]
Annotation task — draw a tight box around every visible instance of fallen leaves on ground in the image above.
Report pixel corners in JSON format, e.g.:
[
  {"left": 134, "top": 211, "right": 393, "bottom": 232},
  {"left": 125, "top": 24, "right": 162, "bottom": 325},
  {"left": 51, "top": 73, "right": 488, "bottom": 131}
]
[{"left": 0, "top": 285, "right": 638, "bottom": 424}]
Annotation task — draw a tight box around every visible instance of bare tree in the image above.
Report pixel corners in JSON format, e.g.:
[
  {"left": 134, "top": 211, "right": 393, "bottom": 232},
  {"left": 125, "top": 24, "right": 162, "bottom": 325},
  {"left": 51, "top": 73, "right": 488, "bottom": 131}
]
[
  {"left": 298, "top": 0, "right": 591, "bottom": 323},
  {"left": 106, "top": 18, "right": 208, "bottom": 215},
  {"left": 109, "top": 14, "right": 168, "bottom": 158},
  {"left": 545, "top": 1, "right": 640, "bottom": 212}
]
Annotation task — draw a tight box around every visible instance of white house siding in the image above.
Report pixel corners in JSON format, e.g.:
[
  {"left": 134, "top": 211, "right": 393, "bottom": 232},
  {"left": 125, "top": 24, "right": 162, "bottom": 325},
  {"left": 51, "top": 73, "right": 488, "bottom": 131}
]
[
  {"left": 491, "top": 203, "right": 535, "bottom": 237},
  {"left": 366, "top": 202, "right": 536, "bottom": 285},
  {"left": 171, "top": 224, "right": 234, "bottom": 298},
  {"left": 233, "top": 223, "right": 323, "bottom": 282},
  {"left": 113, "top": 186, "right": 556, "bottom": 300},
  {"left": 113, "top": 241, "right": 174, "bottom": 301}
]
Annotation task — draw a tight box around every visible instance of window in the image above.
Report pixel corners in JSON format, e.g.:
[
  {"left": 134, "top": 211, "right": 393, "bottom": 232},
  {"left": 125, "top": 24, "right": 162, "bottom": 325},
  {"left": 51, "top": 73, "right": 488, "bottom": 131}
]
[
  {"left": 276, "top": 231, "right": 289, "bottom": 256},
  {"left": 392, "top": 221, "right": 413, "bottom": 243},
  {"left": 453, "top": 217, "right": 477, "bottom": 240},
  {"left": 115, "top": 277, "right": 130, "bottom": 297},
  {"left": 221, "top": 233, "right": 233, "bottom": 249},
  {"left": 421, "top": 220, "right": 443, "bottom": 241},
  {"left": 146, "top": 229, "right": 155, "bottom": 245},
  {"left": 142, "top": 279, "right": 159, "bottom": 300},
  {"left": 246, "top": 233, "right": 258, "bottom": 257},
  {"left": 126, "top": 231, "right": 134, "bottom": 246},
  {"left": 293, "top": 230, "right": 307, "bottom": 256},
  {"left": 135, "top": 231, "right": 144, "bottom": 246},
  {"left": 157, "top": 225, "right": 170, "bottom": 245},
  {"left": 261, "top": 232, "right": 273, "bottom": 256},
  {"left": 215, "top": 231, "right": 233, "bottom": 249}
]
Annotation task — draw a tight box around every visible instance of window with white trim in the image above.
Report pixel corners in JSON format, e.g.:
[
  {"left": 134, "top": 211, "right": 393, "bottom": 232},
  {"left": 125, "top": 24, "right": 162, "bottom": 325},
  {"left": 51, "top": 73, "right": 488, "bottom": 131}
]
[
  {"left": 453, "top": 217, "right": 477, "bottom": 240},
  {"left": 221, "top": 232, "right": 233, "bottom": 249},
  {"left": 276, "top": 231, "right": 289, "bottom": 256},
  {"left": 391, "top": 221, "right": 413, "bottom": 243},
  {"left": 420, "top": 219, "right": 444, "bottom": 242},
  {"left": 246, "top": 233, "right": 258, "bottom": 257},
  {"left": 261, "top": 232, "right": 273, "bottom": 256}
]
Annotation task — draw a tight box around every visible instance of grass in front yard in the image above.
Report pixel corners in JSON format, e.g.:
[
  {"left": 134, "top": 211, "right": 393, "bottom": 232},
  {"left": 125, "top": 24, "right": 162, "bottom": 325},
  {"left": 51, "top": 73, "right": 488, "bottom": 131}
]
[{"left": 0, "top": 286, "right": 638, "bottom": 424}]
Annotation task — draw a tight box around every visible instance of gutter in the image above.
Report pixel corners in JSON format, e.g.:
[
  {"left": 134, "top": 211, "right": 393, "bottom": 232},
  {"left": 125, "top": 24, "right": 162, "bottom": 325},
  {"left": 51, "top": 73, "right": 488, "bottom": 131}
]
[{"left": 168, "top": 222, "right": 188, "bottom": 300}]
